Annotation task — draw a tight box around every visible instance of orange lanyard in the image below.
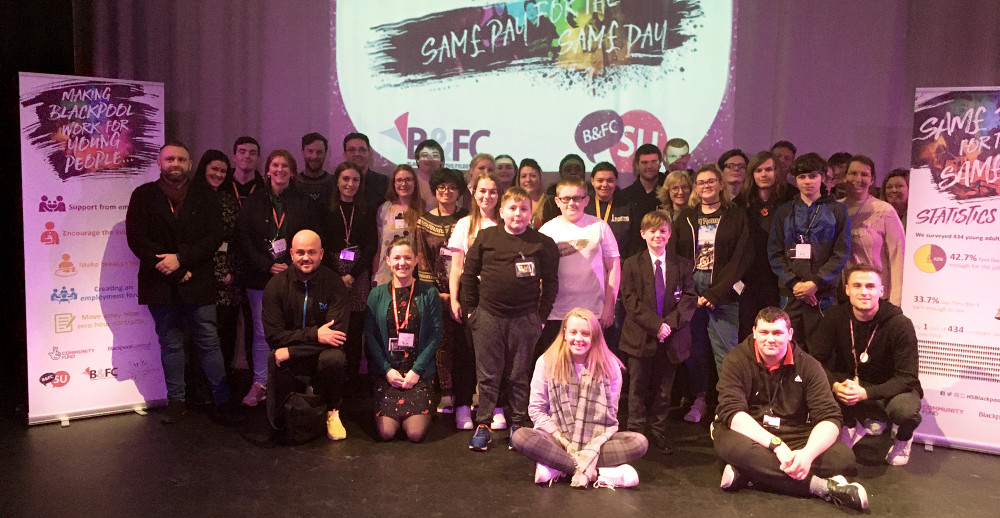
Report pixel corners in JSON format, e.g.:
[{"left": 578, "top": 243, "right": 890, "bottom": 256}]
[
  {"left": 232, "top": 182, "right": 256, "bottom": 208},
  {"left": 391, "top": 280, "right": 416, "bottom": 331},
  {"left": 339, "top": 204, "right": 355, "bottom": 244}
]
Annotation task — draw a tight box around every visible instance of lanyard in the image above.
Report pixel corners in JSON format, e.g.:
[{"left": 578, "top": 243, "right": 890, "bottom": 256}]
[
  {"left": 339, "top": 204, "right": 355, "bottom": 245},
  {"left": 795, "top": 202, "right": 824, "bottom": 243},
  {"left": 167, "top": 198, "right": 177, "bottom": 215},
  {"left": 595, "top": 198, "right": 612, "bottom": 222},
  {"left": 232, "top": 182, "right": 256, "bottom": 208},
  {"left": 390, "top": 280, "right": 416, "bottom": 331},
  {"left": 850, "top": 319, "right": 878, "bottom": 379}
]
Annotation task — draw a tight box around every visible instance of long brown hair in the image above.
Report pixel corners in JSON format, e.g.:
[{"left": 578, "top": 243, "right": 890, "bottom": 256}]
[
  {"left": 329, "top": 161, "right": 366, "bottom": 213},
  {"left": 739, "top": 151, "right": 790, "bottom": 206},
  {"left": 386, "top": 164, "right": 424, "bottom": 228},
  {"left": 467, "top": 173, "right": 500, "bottom": 243}
]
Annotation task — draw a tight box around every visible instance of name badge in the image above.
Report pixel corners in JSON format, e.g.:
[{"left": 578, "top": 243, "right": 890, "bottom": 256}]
[
  {"left": 793, "top": 243, "right": 812, "bottom": 259},
  {"left": 218, "top": 241, "right": 228, "bottom": 253},
  {"left": 763, "top": 413, "right": 781, "bottom": 430},
  {"left": 515, "top": 259, "right": 536, "bottom": 277},
  {"left": 393, "top": 217, "right": 407, "bottom": 229},
  {"left": 339, "top": 247, "right": 356, "bottom": 262},
  {"left": 270, "top": 238, "right": 287, "bottom": 258},
  {"left": 733, "top": 280, "right": 745, "bottom": 295},
  {"left": 389, "top": 332, "right": 415, "bottom": 351}
]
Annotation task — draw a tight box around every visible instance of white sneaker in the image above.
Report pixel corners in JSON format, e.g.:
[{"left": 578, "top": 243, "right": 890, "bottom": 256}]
[
  {"left": 684, "top": 396, "right": 706, "bottom": 423},
  {"left": 840, "top": 423, "right": 866, "bottom": 447},
  {"left": 491, "top": 408, "right": 507, "bottom": 430},
  {"left": 455, "top": 405, "right": 473, "bottom": 430},
  {"left": 594, "top": 464, "right": 639, "bottom": 489},
  {"left": 534, "top": 463, "right": 565, "bottom": 485},
  {"left": 437, "top": 395, "right": 454, "bottom": 414},
  {"left": 887, "top": 437, "right": 913, "bottom": 465}
]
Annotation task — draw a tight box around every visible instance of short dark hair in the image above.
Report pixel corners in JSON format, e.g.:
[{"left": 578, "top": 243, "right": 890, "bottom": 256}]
[
  {"left": 559, "top": 153, "right": 585, "bottom": 172},
  {"left": 828, "top": 152, "right": 853, "bottom": 167},
  {"left": 429, "top": 167, "right": 464, "bottom": 192},
  {"left": 771, "top": 140, "right": 797, "bottom": 155},
  {"left": 792, "top": 152, "right": 827, "bottom": 176},
  {"left": 849, "top": 154, "right": 877, "bottom": 183},
  {"left": 881, "top": 168, "right": 909, "bottom": 201},
  {"left": 519, "top": 157, "right": 541, "bottom": 172},
  {"left": 160, "top": 139, "right": 190, "bottom": 155},
  {"left": 301, "top": 132, "right": 328, "bottom": 151},
  {"left": 387, "top": 235, "right": 416, "bottom": 257},
  {"left": 755, "top": 306, "right": 792, "bottom": 329},
  {"left": 633, "top": 143, "right": 663, "bottom": 171},
  {"left": 844, "top": 263, "right": 883, "bottom": 284},
  {"left": 591, "top": 161, "right": 618, "bottom": 179},
  {"left": 232, "top": 136, "right": 260, "bottom": 154},
  {"left": 717, "top": 149, "right": 749, "bottom": 170},
  {"left": 415, "top": 139, "right": 444, "bottom": 160},
  {"left": 342, "top": 132, "right": 370, "bottom": 151}
]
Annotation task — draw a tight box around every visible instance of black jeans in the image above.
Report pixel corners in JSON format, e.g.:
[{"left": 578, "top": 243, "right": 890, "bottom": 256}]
[{"left": 266, "top": 346, "right": 346, "bottom": 428}]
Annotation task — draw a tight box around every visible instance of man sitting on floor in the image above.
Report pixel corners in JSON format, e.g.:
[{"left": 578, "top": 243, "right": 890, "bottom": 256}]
[
  {"left": 262, "top": 229, "right": 351, "bottom": 441},
  {"left": 712, "top": 307, "right": 868, "bottom": 511},
  {"left": 810, "top": 263, "right": 922, "bottom": 465}
]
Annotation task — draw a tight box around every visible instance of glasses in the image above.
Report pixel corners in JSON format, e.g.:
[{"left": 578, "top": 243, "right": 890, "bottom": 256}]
[
  {"left": 418, "top": 151, "right": 442, "bottom": 160},
  {"left": 557, "top": 195, "right": 585, "bottom": 204},
  {"left": 435, "top": 184, "right": 458, "bottom": 193},
  {"left": 695, "top": 178, "right": 719, "bottom": 187},
  {"left": 724, "top": 163, "right": 747, "bottom": 170},
  {"left": 395, "top": 177, "right": 414, "bottom": 184},
  {"left": 669, "top": 185, "right": 689, "bottom": 193}
]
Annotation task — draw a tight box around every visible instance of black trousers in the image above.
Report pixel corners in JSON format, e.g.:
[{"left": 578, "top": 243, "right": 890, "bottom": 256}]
[
  {"left": 841, "top": 390, "right": 922, "bottom": 440},
  {"left": 713, "top": 424, "right": 857, "bottom": 496},
  {"left": 626, "top": 348, "right": 678, "bottom": 437},
  {"left": 266, "top": 347, "right": 346, "bottom": 428}
]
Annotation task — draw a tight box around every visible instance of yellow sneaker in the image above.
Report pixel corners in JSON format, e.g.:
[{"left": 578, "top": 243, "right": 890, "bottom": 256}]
[{"left": 327, "top": 410, "right": 346, "bottom": 441}]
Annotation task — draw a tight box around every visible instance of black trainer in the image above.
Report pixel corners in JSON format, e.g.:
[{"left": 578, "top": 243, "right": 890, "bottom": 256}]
[
  {"left": 160, "top": 400, "right": 187, "bottom": 424},
  {"left": 826, "top": 476, "right": 869, "bottom": 511}
]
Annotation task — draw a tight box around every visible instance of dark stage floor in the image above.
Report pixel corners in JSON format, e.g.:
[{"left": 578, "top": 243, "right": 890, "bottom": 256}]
[{"left": 2, "top": 401, "right": 998, "bottom": 518}]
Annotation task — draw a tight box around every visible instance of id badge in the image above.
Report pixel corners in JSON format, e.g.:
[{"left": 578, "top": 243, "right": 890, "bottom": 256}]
[
  {"left": 218, "top": 241, "right": 228, "bottom": 253},
  {"left": 393, "top": 217, "right": 407, "bottom": 229},
  {"left": 339, "top": 247, "right": 357, "bottom": 262},
  {"left": 515, "top": 259, "right": 536, "bottom": 277},
  {"left": 733, "top": 280, "right": 745, "bottom": 295},
  {"left": 270, "top": 238, "right": 287, "bottom": 258},
  {"left": 389, "top": 332, "right": 415, "bottom": 351},
  {"left": 763, "top": 413, "right": 781, "bottom": 430},
  {"left": 794, "top": 243, "right": 812, "bottom": 259}
]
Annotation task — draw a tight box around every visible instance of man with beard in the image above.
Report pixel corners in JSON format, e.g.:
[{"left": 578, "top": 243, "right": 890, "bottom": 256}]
[
  {"left": 126, "top": 141, "right": 238, "bottom": 424},
  {"left": 297, "top": 132, "right": 335, "bottom": 206}
]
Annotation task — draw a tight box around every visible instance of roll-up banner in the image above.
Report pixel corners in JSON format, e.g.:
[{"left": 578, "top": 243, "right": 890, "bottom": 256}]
[
  {"left": 19, "top": 72, "right": 166, "bottom": 425},
  {"left": 907, "top": 87, "right": 1000, "bottom": 454}
]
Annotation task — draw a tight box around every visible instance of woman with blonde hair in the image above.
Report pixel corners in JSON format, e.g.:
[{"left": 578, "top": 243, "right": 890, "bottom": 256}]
[
  {"left": 656, "top": 170, "right": 694, "bottom": 222},
  {"left": 510, "top": 308, "right": 648, "bottom": 488}
]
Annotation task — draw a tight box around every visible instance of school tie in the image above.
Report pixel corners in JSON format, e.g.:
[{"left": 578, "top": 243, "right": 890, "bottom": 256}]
[{"left": 654, "top": 259, "right": 665, "bottom": 317}]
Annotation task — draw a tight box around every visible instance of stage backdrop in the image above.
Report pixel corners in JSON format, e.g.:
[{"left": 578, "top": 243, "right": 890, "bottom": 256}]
[
  {"left": 20, "top": 72, "right": 166, "bottom": 425},
  {"left": 905, "top": 87, "right": 1000, "bottom": 454},
  {"left": 332, "top": 0, "right": 735, "bottom": 174}
]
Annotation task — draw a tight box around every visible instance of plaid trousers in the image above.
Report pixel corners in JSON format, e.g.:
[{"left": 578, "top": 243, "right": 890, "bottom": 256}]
[{"left": 511, "top": 427, "right": 648, "bottom": 475}]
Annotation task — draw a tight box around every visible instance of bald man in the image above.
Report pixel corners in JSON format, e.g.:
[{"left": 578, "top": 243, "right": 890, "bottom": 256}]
[{"left": 262, "top": 229, "right": 352, "bottom": 441}]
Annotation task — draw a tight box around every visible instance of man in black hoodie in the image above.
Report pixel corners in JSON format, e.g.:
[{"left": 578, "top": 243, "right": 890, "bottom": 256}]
[
  {"left": 713, "top": 307, "right": 868, "bottom": 511},
  {"left": 810, "top": 264, "right": 922, "bottom": 466}
]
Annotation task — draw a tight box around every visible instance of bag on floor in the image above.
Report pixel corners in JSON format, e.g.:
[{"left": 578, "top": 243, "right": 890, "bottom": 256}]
[{"left": 280, "top": 392, "right": 327, "bottom": 444}]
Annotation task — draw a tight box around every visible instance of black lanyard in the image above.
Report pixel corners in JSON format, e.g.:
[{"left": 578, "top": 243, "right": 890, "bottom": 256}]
[{"left": 795, "top": 202, "right": 823, "bottom": 243}]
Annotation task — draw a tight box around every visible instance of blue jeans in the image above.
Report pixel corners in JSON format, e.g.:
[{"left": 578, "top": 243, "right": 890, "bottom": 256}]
[
  {"left": 148, "top": 303, "right": 230, "bottom": 404},
  {"left": 686, "top": 271, "right": 740, "bottom": 394},
  {"left": 246, "top": 288, "right": 269, "bottom": 385}
]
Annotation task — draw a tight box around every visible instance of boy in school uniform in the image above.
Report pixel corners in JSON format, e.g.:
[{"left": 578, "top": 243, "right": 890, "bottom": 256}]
[
  {"left": 619, "top": 210, "right": 698, "bottom": 453},
  {"left": 461, "top": 187, "right": 560, "bottom": 451}
]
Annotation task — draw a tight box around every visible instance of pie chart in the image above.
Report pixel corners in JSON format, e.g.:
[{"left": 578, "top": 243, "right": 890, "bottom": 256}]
[{"left": 914, "top": 244, "right": 947, "bottom": 273}]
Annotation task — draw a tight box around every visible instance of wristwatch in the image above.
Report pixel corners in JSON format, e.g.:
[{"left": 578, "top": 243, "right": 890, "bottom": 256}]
[{"left": 768, "top": 436, "right": 783, "bottom": 451}]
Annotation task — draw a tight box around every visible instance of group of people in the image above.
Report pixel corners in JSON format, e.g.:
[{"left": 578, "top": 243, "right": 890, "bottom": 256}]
[{"left": 124, "top": 133, "right": 921, "bottom": 510}]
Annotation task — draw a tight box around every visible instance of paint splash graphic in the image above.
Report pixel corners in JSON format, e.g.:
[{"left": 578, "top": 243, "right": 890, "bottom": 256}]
[
  {"left": 21, "top": 79, "right": 160, "bottom": 181},
  {"left": 913, "top": 91, "right": 1000, "bottom": 201},
  {"left": 368, "top": 0, "right": 702, "bottom": 91}
]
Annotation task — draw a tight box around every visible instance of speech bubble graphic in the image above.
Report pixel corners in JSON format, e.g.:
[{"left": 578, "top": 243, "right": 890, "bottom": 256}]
[
  {"left": 609, "top": 110, "right": 668, "bottom": 174},
  {"left": 39, "top": 371, "right": 70, "bottom": 387},
  {"left": 575, "top": 109, "right": 624, "bottom": 162}
]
